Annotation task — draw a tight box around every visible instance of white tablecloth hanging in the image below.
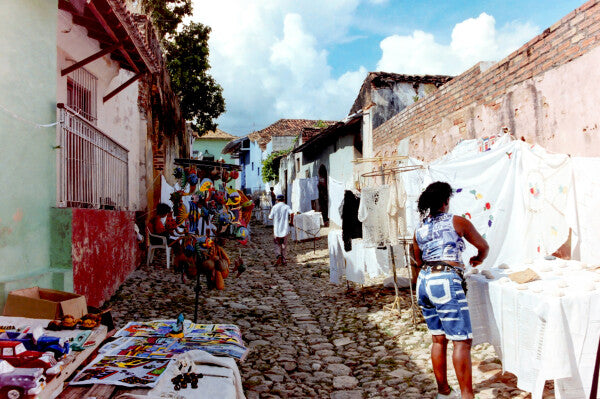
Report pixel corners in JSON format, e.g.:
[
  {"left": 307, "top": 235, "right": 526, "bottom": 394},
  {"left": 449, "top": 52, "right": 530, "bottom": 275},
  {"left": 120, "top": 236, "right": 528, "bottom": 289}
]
[
  {"left": 468, "top": 258, "right": 600, "bottom": 399},
  {"left": 291, "top": 211, "right": 324, "bottom": 241},
  {"left": 327, "top": 230, "right": 397, "bottom": 284}
]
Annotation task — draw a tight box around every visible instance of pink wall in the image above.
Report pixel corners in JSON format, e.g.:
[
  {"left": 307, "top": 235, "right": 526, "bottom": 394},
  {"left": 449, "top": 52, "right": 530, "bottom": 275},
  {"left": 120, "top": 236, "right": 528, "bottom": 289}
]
[
  {"left": 372, "top": 0, "right": 600, "bottom": 161},
  {"left": 72, "top": 209, "right": 140, "bottom": 307}
]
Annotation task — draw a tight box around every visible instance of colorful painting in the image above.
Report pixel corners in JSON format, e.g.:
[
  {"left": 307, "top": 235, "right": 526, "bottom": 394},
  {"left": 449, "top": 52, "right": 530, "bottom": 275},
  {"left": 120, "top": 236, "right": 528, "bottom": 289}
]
[
  {"left": 105, "top": 323, "right": 248, "bottom": 361},
  {"left": 114, "top": 320, "right": 192, "bottom": 338},
  {"left": 69, "top": 355, "right": 170, "bottom": 388}
]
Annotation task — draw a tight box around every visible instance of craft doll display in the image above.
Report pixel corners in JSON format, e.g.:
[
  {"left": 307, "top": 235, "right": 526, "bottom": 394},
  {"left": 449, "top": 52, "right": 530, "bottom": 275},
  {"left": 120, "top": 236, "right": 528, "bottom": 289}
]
[{"left": 167, "top": 163, "right": 252, "bottom": 291}]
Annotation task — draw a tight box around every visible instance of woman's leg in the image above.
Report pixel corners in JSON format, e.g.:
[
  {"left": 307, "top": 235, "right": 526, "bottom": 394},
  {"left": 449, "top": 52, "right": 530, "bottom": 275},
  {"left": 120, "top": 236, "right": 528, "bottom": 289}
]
[
  {"left": 431, "top": 334, "right": 452, "bottom": 395},
  {"left": 452, "top": 339, "right": 473, "bottom": 399}
]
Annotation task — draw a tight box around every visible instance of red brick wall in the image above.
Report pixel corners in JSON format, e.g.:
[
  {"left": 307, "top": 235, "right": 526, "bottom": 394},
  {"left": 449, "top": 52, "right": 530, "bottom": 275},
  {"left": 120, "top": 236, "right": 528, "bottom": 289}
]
[
  {"left": 72, "top": 209, "right": 140, "bottom": 307},
  {"left": 372, "top": 0, "right": 600, "bottom": 158}
]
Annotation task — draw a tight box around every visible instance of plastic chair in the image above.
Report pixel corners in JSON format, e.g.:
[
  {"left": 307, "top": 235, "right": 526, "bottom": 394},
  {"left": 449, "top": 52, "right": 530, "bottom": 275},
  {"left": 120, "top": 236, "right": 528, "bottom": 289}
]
[{"left": 146, "top": 227, "right": 171, "bottom": 269}]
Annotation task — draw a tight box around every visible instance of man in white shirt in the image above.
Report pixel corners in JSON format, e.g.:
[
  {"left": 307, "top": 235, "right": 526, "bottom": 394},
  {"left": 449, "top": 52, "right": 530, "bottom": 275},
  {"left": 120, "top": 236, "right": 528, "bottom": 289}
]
[{"left": 268, "top": 194, "right": 292, "bottom": 265}]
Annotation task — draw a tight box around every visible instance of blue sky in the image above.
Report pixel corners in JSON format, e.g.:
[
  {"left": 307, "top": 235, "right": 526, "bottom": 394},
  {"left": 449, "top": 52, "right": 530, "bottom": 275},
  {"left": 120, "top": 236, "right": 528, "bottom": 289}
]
[{"left": 191, "top": 1, "right": 584, "bottom": 136}]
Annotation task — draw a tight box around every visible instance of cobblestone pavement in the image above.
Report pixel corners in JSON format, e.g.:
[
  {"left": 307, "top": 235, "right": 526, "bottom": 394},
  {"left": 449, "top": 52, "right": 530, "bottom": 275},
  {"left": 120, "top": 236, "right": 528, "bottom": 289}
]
[{"left": 104, "top": 222, "right": 554, "bottom": 398}]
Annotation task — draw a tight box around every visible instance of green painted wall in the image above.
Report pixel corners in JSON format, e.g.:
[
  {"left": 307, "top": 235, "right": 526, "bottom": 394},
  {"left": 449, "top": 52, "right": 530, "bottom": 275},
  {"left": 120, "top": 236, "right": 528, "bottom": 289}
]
[
  {"left": 193, "top": 139, "right": 236, "bottom": 164},
  {"left": 0, "top": 1, "right": 61, "bottom": 307},
  {"left": 50, "top": 208, "right": 73, "bottom": 270}
]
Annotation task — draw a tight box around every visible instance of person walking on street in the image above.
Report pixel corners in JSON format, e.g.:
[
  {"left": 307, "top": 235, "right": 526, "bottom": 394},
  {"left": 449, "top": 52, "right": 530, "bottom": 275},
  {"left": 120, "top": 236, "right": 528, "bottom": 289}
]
[
  {"left": 269, "top": 194, "right": 292, "bottom": 265},
  {"left": 413, "top": 182, "right": 489, "bottom": 399},
  {"left": 270, "top": 187, "right": 277, "bottom": 206}
]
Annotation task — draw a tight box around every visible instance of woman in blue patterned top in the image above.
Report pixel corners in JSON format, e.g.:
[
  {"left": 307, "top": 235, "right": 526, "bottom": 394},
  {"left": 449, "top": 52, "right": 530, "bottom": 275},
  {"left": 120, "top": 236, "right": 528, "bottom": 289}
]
[{"left": 413, "top": 182, "right": 489, "bottom": 399}]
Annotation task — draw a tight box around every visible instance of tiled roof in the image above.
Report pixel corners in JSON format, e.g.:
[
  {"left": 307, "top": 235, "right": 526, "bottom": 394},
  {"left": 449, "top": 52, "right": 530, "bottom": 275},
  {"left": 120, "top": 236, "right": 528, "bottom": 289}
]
[
  {"left": 197, "top": 128, "right": 237, "bottom": 140},
  {"left": 249, "top": 119, "right": 335, "bottom": 150}
]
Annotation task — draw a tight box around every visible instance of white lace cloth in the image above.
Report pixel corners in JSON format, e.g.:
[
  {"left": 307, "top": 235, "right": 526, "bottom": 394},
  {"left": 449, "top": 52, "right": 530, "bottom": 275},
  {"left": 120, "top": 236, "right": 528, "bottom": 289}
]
[
  {"left": 468, "top": 259, "right": 600, "bottom": 399},
  {"left": 358, "top": 185, "right": 391, "bottom": 248},
  {"left": 291, "top": 211, "right": 323, "bottom": 241}
]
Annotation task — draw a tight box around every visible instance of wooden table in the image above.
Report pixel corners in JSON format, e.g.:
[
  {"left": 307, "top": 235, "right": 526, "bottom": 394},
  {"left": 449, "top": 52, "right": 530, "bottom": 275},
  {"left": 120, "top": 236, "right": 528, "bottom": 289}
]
[{"left": 40, "top": 325, "right": 108, "bottom": 399}]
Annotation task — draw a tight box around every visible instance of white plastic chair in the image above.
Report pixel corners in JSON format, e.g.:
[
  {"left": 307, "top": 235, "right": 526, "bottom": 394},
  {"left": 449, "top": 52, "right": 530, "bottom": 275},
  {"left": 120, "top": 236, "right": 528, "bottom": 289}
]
[{"left": 146, "top": 227, "right": 171, "bottom": 269}]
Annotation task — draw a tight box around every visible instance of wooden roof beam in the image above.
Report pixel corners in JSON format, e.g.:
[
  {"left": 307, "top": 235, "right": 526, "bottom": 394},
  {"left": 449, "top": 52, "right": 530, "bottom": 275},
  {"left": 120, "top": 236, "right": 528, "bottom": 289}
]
[
  {"left": 61, "top": 42, "right": 122, "bottom": 76},
  {"left": 87, "top": 0, "right": 140, "bottom": 74},
  {"left": 103, "top": 73, "right": 143, "bottom": 103}
]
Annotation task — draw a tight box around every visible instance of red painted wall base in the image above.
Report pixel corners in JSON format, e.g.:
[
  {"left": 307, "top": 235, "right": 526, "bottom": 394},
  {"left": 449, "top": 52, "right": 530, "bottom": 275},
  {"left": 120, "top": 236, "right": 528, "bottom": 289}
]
[{"left": 72, "top": 209, "right": 141, "bottom": 307}]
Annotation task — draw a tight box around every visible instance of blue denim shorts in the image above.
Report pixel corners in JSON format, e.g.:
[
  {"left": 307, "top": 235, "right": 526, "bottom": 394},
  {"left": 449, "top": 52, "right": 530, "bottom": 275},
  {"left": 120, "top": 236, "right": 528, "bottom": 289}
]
[{"left": 416, "top": 268, "right": 472, "bottom": 340}]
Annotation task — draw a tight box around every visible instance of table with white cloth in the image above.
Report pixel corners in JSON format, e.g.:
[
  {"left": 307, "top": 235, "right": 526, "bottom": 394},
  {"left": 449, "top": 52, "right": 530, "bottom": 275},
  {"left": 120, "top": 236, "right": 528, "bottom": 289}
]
[
  {"left": 328, "top": 229, "right": 398, "bottom": 285},
  {"left": 291, "top": 211, "right": 324, "bottom": 241},
  {"left": 468, "top": 259, "right": 600, "bottom": 399}
]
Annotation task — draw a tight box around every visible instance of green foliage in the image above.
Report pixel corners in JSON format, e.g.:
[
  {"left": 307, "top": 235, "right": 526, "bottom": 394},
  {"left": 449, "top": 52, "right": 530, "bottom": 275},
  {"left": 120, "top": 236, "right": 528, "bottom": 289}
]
[
  {"left": 313, "top": 120, "right": 328, "bottom": 128},
  {"left": 165, "top": 22, "right": 225, "bottom": 133},
  {"left": 142, "top": 0, "right": 225, "bottom": 133},
  {"left": 261, "top": 150, "right": 288, "bottom": 183},
  {"left": 142, "top": 0, "right": 192, "bottom": 38},
  {"left": 412, "top": 95, "right": 420, "bottom": 103}
]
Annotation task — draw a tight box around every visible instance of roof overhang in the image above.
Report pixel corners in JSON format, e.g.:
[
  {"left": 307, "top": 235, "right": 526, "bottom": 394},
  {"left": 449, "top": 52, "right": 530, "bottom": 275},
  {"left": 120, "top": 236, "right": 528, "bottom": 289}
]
[
  {"left": 293, "top": 111, "right": 363, "bottom": 154},
  {"left": 59, "top": 0, "right": 161, "bottom": 78},
  {"left": 174, "top": 158, "right": 241, "bottom": 171},
  {"left": 222, "top": 136, "right": 249, "bottom": 154}
]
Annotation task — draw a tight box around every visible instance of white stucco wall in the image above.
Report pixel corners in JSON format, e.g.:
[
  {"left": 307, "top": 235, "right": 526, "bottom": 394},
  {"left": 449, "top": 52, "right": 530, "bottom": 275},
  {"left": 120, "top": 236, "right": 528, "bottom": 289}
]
[{"left": 56, "top": 10, "right": 146, "bottom": 210}]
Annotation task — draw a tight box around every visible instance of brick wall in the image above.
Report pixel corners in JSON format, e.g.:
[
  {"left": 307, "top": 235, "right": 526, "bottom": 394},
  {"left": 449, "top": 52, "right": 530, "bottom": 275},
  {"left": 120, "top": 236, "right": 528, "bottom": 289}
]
[{"left": 373, "top": 0, "right": 600, "bottom": 160}]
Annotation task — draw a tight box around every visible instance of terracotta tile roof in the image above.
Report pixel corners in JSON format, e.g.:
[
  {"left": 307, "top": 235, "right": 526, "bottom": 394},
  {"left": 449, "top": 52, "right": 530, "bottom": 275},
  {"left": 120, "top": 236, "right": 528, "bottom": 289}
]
[
  {"left": 249, "top": 119, "right": 335, "bottom": 150},
  {"left": 197, "top": 128, "right": 237, "bottom": 140}
]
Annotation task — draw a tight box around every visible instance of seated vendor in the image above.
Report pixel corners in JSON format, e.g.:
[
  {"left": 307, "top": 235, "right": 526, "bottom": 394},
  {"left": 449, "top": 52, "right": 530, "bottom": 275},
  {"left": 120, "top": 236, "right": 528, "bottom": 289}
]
[{"left": 149, "top": 203, "right": 178, "bottom": 245}]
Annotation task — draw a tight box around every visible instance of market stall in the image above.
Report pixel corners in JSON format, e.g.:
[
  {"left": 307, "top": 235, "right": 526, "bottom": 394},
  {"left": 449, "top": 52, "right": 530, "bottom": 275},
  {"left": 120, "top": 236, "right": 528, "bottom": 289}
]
[
  {"left": 350, "top": 133, "right": 600, "bottom": 398},
  {"left": 58, "top": 319, "right": 247, "bottom": 399},
  {"left": 468, "top": 258, "right": 600, "bottom": 398}
]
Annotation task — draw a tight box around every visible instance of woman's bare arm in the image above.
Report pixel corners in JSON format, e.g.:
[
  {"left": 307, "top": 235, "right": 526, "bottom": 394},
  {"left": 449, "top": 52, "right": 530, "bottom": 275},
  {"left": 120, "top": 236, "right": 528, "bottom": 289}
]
[
  {"left": 413, "top": 234, "right": 423, "bottom": 268},
  {"left": 453, "top": 216, "right": 489, "bottom": 267}
]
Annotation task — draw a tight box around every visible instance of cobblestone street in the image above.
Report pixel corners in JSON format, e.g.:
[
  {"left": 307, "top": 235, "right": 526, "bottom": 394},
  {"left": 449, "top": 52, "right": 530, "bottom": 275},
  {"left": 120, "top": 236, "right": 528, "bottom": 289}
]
[{"left": 104, "top": 221, "right": 551, "bottom": 398}]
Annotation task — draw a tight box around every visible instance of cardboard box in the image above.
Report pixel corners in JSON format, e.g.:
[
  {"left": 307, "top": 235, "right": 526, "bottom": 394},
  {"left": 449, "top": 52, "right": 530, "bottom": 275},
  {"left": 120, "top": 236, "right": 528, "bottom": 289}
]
[{"left": 3, "top": 287, "right": 87, "bottom": 320}]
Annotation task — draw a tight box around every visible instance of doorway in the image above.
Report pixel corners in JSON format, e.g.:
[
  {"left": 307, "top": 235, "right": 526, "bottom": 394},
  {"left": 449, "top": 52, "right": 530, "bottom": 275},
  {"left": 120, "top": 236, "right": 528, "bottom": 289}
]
[{"left": 318, "top": 165, "right": 329, "bottom": 222}]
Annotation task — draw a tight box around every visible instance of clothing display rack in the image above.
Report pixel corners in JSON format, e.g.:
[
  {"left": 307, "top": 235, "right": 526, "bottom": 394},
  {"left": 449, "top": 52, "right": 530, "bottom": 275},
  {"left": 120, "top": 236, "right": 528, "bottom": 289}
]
[{"left": 360, "top": 163, "right": 424, "bottom": 324}]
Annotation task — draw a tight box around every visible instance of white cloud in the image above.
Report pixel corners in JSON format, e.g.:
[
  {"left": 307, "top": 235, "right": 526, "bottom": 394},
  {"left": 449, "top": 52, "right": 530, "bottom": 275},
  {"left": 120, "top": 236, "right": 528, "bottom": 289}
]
[
  {"left": 376, "top": 13, "right": 539, "bottom": 75},
  {"left": 191, "top": 0, "right": 365, "bottom": 135}
]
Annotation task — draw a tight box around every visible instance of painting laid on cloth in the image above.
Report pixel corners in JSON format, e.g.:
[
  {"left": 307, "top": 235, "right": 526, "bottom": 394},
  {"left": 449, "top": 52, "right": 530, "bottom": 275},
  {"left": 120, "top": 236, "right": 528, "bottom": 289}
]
[
  {"left": 114, "top": 320, "right": 192, "bottom": 338},
  {"left": 69, "top": 355, "right": 170, "bottom": 387}
]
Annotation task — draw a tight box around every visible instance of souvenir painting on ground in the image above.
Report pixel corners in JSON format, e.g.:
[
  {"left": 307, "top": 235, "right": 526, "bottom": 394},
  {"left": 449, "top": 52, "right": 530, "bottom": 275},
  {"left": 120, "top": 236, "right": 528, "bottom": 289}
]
[
  {"left": 114, "top": 320, "right": 192, "bottom": 338},
  {"left": 69, "top": 355, "right": 171, "bottom": 388}
]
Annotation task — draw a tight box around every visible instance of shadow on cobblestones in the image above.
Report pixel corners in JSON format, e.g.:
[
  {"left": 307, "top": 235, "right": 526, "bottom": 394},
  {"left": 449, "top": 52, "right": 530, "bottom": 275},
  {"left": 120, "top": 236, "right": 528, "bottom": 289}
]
[{"left": 103, "top": 220, "right": 545, "bottom": 399}]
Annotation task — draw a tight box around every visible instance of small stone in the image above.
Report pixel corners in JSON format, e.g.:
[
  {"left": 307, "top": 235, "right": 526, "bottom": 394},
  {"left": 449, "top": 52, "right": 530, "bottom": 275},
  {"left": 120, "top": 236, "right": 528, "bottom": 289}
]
[
  {"left": 282, "top": 361, "right": 297, "bottom": 372},
  {"left": 312, "top": 362, "right": 322, "bottom": 371},
  {"left": 326, "top": 363, "right": 352, "bottom": 376},
  {"left": 330, "top": 390, "right": 363, "bottom": 399},
  {"left": 333, "top": 337, "right": 353, "bottom": 347},
  {"left": 333, "top": 376, "right": 359, "bottom": 389},
  {"left": 229, "top": 302, "right": 249, "bottom": 310},
  {"left": 389, "top": 368, "right": 413, "bottom": 380}
]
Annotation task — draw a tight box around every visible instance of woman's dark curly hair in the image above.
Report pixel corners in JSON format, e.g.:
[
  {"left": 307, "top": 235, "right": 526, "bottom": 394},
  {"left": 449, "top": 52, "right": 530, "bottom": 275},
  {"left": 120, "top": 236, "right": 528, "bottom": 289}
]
[
  {"left": 417, "top": 181, "right": 453, "bottom": 218},
  {"left": 156, "top": 203, "right": 172, "bottom": 217}
]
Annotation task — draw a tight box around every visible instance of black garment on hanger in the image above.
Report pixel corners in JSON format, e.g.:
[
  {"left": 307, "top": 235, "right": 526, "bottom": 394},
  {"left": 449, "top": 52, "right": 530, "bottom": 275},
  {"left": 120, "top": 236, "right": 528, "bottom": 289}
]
[{"left": 341, "top": 190, "right": 362, "bottom": 251}]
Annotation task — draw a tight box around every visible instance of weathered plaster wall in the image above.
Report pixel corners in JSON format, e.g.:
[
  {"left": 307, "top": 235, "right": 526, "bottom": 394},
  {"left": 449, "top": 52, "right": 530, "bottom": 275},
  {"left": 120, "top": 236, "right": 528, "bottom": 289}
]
[
  {"left": 301, "top": 134, "right": 359, "bottom": 187},
  {"left": 373, "top": 1, "right": 600, "bottom": 161},
  {"left": 192, "top": 139, "right": 236, "bottom": 164},
  {"left": 371, "top": 82, "right": 439, "bottom": 129},
  {"left": 57, "top": 10, "right": 145, "bottom": 210},
  {"left": 0, "top": 1, "right": 63, "bottom": 308},
  {"left": 71, "top": 209, "right": 139, "bottom": 307},
  {"left": 272, "top": 136, "right": 296, "bottom": 152}
]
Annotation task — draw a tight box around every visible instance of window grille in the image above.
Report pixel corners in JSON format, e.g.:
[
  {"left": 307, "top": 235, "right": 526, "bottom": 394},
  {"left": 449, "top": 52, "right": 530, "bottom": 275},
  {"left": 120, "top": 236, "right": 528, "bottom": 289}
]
[
  {"left": 66, "top": 67, "right": 97, "bottom": 124},
  {"left": 56, "top": 104, "right": 129, "bottom": 210}
]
